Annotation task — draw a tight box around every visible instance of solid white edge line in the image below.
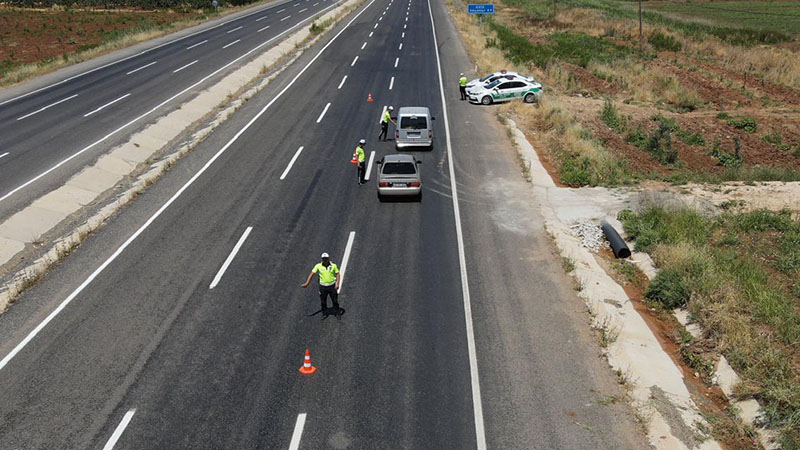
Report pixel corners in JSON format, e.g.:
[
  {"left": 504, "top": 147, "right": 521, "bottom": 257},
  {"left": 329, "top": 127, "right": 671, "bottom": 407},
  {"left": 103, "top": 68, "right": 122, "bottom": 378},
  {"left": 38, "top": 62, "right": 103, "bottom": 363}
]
[
  {"left": 0, "top": 0, "right": 371, "bottom": 372},
  {"left": 337, "top": 231, "right": 356, "bottom": 293},
  {"left": 125, "top": 60, "right": 157, "bottom": 75},
  {"left": 388, "top": 76, "right": 394, "bottom": 90},
  {"left": 351, "top": 55, "right": 359, "bottom": 66},
  {"left": 394, "top": 57, "right": 399, "bottom": 67},
  {"left": 0, "top": 152, "right": 10, "bottom": 159},
  {"left": 316, "top": 102, "right": 331, "bottom": 123},
  {"left": 258, "top": 25, "right": 271, "bottom": 32},
  {"left": 173, "top": 59, "right": 199, "bottom": 73},
  {"left": 83, "top": 93, "right": 131, "bottom": 117},
  {"left": 280, "top": 146, "right": 304, "bottom": 180},
  {"left": 288, "top": 413, "right": 307, "bottom": 450},
  {"left": 0, "top": 0, "right": 293, "bottom": 107},
  {"left": 209, "top": 226, "right": 253, "bottom": 289},
  {"left": 0, "top": 0, "right": 342, "bottom": 204},
  {"left": 222, "top": 39, "right": 241, "bottom": 48},
  {"left": 186, "top": 39, "right": 208, "bottom": 49},
  {"left": 337, "top": 75, "right": 347, "bottom": 89},
  {"left": 426, "top": 0, "right": 487, "bottom": 447},
  {"left": 16, "top": 94, "right": 78, "bottom": 121},
  {"left": 364, "top": 150, "right": 376, "bottom": 181},
  {"left": 102, "top": 409, "right": 136, "bottom": 450},
  {"left": 227, "top": 25, "right": 243, "bottom": 33}
]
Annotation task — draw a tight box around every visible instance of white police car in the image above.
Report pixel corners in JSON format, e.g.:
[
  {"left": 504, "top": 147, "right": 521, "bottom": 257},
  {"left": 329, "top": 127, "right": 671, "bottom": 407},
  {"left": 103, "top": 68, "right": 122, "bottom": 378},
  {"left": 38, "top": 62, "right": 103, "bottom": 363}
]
[
  {"left": 467, "top": 77, "right": 543, "bottom": 105},
  {"left": 465, "top": 70, "right": 536, "bottom": 90}
]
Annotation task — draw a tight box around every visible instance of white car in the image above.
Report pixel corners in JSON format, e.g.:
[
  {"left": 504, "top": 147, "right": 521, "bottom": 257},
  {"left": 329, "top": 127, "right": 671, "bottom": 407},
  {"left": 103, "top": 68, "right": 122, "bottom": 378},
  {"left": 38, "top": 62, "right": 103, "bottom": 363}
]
[
  {"left": 467, "top": 78, "right": 543, "bottom": 105},
  {"left": 465, "top": 70, "right": 536, "bottom": 90}
]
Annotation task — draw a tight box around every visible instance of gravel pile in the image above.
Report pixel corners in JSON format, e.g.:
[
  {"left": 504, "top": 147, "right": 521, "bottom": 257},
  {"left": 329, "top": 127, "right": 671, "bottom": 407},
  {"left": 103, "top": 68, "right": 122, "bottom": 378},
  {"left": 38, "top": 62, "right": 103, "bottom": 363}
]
[{"left": 570, "top": 221, "right": 608, "bottom": 251}]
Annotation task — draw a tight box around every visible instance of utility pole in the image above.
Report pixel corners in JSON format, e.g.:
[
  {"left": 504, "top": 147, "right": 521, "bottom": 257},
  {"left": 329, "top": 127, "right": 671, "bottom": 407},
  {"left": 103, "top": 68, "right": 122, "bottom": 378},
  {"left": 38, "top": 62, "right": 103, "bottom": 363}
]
[{"left": 638, "top": 0, "right": 643, "bottom": 53}]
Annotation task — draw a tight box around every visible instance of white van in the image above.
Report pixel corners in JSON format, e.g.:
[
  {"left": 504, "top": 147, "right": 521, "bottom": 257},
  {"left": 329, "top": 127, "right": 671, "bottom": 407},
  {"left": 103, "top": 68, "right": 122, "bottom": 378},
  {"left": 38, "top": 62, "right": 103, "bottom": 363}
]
[{"left": 395, "top": 106, "right": 434, "bottom": 150}]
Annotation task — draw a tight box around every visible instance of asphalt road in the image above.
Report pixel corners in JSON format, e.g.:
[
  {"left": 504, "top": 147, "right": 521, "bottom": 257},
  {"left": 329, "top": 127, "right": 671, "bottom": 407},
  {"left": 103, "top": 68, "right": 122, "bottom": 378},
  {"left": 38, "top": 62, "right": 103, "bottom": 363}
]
[
  {"left": 0, "top": 0, "right": 650, "bottom": 448},
  {"left": 0, "top": 0, "right": 341, "bottom": 219}
]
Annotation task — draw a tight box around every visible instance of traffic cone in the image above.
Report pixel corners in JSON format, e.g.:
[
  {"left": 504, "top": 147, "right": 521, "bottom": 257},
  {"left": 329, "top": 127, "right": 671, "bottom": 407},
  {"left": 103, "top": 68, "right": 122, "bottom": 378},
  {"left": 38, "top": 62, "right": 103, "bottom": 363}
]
[
  {"left": 350, "top": 151, "right": 358, "bottom": 164},
  {"left": 367, "top": 93, "right": 374, "bottom": 102},
  {"left": 298, "top": 348, "right": 317, "bottom": 375}
]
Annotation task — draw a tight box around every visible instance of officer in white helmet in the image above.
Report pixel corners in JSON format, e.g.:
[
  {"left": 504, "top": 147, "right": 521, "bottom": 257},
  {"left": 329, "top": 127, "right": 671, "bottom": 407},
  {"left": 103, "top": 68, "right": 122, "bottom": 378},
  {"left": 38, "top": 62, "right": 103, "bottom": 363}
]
[
  {"left": 378, "top": 105, "right": 396, "bottom": 141},
  {"left": 355, "top": 138, "right": 367, "bottom": 185},
  {"left": 301, "top": 252, "right": 341, "bottom": 318}
]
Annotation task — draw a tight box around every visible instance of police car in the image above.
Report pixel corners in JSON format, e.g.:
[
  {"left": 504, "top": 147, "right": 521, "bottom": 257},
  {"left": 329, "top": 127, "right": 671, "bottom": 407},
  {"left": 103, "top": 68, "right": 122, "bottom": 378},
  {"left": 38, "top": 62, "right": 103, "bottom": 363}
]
[
  {"left": 467, "top": 77, "right": 543, "bottom": 105},
  {"left": 465, "top": 70, "right": 536, "bottom": 90}
]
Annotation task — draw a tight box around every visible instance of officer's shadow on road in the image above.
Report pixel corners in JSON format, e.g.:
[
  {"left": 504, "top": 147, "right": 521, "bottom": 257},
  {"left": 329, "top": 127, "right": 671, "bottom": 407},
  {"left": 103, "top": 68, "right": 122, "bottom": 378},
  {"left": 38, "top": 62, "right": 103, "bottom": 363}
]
[{"left": 308, "top": 307, "right": 346, "bottom": 320}]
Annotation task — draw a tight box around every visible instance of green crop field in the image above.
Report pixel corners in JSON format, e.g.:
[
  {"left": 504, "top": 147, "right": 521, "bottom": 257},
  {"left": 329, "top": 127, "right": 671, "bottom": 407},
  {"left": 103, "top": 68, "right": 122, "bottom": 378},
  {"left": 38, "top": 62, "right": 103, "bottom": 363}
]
[{"left": 647, "top": 1, "right": 800, "bottom": 35}]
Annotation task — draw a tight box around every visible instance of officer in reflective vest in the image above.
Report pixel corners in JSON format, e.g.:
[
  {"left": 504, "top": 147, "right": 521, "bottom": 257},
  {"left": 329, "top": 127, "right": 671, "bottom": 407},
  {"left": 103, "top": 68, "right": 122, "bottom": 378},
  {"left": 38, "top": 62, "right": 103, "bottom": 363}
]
[
  {"left": 355, "top": 139, "right": 367, "bottom": 185},
  {"left": 301, "top": 252, "right": 341, "bottom": 318},
  {"left": 378, "top": 106, "right": 396, "bottom": 141},
  {"left": 459, "top": 73, "right": 468, "bottom": 100}
]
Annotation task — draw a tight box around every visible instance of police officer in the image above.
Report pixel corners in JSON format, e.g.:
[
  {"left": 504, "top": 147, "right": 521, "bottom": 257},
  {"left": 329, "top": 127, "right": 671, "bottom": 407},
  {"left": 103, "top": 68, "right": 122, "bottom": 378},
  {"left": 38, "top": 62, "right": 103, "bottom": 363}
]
[
  {"left": 301, "top": 252, "right": 341, "bottom": 318},
  {"left": 459, "top": 73, "right": 468, "bottom": 100},
  {"left": 378, "top": 106, "right": 396, "bottom": 141},
  {"left": 355, "top": 139, "right": 367, "bottom": 185}
]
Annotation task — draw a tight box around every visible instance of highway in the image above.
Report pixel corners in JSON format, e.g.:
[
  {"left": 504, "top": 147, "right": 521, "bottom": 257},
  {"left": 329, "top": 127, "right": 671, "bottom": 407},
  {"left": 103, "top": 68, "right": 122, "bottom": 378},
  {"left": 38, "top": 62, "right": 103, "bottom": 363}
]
[{"left": 0, "top": 0, "right": 650, "bottom": 448}]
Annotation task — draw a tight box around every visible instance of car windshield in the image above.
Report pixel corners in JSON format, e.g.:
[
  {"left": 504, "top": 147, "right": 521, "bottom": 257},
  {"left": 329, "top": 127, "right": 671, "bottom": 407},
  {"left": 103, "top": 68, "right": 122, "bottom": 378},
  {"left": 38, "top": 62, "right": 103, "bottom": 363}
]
[
  {"left": 485, "top": 80, "right": 501, "bottom": 89},
  {"left": 400, "top": 116, "right": 428, "bottom": 130},
  {"left": 479, "top": 74, "right": 494, "bottom": 82},
  {"left": 382, "top": 162, "right": 416, "bottom": 175}
]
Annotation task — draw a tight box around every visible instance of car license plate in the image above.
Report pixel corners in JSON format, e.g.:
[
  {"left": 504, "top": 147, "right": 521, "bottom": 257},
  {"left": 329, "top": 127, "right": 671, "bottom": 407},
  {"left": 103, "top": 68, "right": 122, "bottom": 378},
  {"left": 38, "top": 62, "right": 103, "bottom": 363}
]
[
  {"left": 408, "top": 132, "right": 420, "bottom": 138},
  {"left": 393, "top": 183, "right": 407, "bottom": 187}
]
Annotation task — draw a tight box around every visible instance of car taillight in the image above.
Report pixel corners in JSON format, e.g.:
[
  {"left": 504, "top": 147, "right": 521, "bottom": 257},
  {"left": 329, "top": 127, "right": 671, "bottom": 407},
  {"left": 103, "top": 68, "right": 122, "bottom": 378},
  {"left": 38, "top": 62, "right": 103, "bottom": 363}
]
[
  {"left": 428, "top": 130, "right": 433, "bottom": 138},
  {"left": 379, "top": 182, "right": 390, "bottom": 187},
  {"left": 395, "top": 131, "right": 399, "bottom": 138},
  {"left": 409, "top": 182, "right": 421, "bottom": 187}
]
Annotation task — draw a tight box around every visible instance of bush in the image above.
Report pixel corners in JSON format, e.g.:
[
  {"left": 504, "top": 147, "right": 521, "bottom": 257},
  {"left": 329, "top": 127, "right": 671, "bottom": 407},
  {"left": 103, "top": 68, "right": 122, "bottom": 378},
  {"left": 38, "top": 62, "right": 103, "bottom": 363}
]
[
  {"left": 728, "top": 115, "right": 758, "bottom": 133},
  {"left": 762, "top": 131, "right": 784, "bottom": 147},
  {"left": 646, "top": 268, "right": 689, "bottom": 309},
  {"left": 560, "top": 155, "right": 592, "bottom": 186},
  {"left": 601, "top": 99, "right": 626, "bottom": 133},
  {"left": 625, "top": 128, "right": 647, "bottom": 149},
  {"left": 648, "top": 31, "right": 682, "bottom": 52},
  {"left": 646, "top": 121, "right": 678, "bottom": 164},
  {"left": 678, "top": 130, "right": 705, "bottom": 146}
]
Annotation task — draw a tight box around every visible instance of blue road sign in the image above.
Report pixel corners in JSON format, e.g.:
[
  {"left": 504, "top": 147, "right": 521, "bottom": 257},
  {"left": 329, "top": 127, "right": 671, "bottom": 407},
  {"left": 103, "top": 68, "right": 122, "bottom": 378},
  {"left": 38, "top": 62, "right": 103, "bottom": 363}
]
[{"left": 468, "top": 3, "right": 495, "bottom": 14}]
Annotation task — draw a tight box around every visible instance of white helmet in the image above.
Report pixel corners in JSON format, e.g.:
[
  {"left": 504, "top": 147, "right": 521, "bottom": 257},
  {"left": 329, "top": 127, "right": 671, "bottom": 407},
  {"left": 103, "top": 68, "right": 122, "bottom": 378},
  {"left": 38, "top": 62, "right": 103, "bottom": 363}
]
[
  {"left": 460, "top": 72, "right": 464, "bottom": 76},
  {"left": 359, "top": 139, "right": 366, "bottom": 145},
  {"left": 321, "top": 252, "right": 329, "bottom": 258},
  {"left": 388, "top": 106, "right": 394, "bottom": 111}
]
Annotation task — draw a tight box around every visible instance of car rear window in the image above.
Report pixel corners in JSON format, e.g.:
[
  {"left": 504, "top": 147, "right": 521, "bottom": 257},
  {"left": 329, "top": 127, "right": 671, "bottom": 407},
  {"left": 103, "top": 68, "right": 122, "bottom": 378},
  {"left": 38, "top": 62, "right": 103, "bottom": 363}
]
[
  {"left": 400, "top": 116, "right": 427, "bottom": 130},
  {"left": 382, "top": 162, "right": 416, "bottom": 175}
]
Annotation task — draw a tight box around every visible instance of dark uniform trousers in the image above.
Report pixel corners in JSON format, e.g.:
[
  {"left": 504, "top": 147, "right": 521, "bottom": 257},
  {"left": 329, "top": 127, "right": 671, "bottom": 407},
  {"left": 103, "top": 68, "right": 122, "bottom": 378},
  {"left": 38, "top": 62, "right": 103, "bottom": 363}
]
[
  {"left": 379, "top": 121, "right": 389, "bottom": 140},
  {"left": 357, "top": 162, "right": 366, "bottom": 183},
  {"left": 319, "top": 284, "right": 340, "bottom": 311},
  {"left": 459, "top": 85, "right": 467, "bottom": 100}
]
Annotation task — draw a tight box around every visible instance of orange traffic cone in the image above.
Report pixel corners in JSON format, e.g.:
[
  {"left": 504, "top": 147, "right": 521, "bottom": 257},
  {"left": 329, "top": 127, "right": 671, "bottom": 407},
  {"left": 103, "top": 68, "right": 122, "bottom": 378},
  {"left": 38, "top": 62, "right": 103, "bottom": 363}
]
[
  {"left": 350, "top": 151, "right": 358, "bottom": 164},
  {"left": 367, "top": 93, "right": 374, "bottom": 102},
  {"left": 298, "top": 348, "right": 317, "bottom": 375}
]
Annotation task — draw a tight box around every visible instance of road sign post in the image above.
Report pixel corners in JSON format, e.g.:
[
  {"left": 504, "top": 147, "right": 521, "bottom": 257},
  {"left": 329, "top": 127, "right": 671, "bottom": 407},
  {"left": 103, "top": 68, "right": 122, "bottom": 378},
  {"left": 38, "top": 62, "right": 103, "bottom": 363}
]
[{"left": 468, "top": 3, "right": 495, "bottom": 26}]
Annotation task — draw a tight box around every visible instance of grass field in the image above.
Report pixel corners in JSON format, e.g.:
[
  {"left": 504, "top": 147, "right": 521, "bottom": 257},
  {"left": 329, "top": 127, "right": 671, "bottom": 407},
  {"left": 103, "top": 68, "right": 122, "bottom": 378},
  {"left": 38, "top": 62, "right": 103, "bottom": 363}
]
[{"left": 648, "top": 1, "right": 800, "bottom": 35}]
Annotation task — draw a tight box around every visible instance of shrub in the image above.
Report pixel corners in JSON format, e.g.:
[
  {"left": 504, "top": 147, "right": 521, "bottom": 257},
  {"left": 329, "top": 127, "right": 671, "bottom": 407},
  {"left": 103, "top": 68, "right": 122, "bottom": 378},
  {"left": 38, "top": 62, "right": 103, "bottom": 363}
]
[
  {"left": 646, "top": 121, "right": 678, "bottom": 164},
  {"left": 716, "top": 112, "right": 731, "bottom": 120},
  {"left": 625, "top": 128, "right": 647, "bottom": 149},
  {"left": 601, "top": 99, "right": 625, "bottom": 133},
  {"left": 648, "top": 31, "right": 682, "bottom": 52},
  {"left": 728, "top": 115, "right": 758, "bottom": 133},
  {"left": 560, "top": 155, "right": 592, "bottom": 186},
  {"left": 762, "top": 131, "right": 784, "bottom": 147},
  {"left": 678, "top": 130, "right": 705, "bottom": 146},
  {"left": 646, "top": 268, "right": 689, "bottom": 309}
]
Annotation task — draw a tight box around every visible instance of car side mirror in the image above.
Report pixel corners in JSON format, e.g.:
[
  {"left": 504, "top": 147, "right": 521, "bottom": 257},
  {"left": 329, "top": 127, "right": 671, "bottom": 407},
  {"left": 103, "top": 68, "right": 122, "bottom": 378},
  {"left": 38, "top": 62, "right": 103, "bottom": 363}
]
[{"left": 416, "top": 160, "right": 422, "bottom": 164}]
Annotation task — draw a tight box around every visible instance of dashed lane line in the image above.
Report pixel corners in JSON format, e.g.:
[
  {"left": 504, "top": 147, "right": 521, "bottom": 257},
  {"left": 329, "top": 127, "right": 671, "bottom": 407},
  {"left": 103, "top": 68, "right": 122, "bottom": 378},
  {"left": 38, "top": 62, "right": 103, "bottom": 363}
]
[
  {"left": 280, "top": 146, "right": 305, "bottom": 180},
  {"left": 227, "top": 25, "right": 243, "bottom": 33},
  {"left": 83, "top": 93, "right": 131, "bottom": 117},
  {"left": 316, "top": 102, "right": 331, "bottom": 123},
  {"left": 125, "top": 61, "right": 156, "bottom": 75},
  {"left": 222, "top": 39, "right": 240, "bottom": 49},
  {"left": 365, "top": 151, "right": 376, "bottom": 180},
  {"left": 351, "top": 55, "right": 359, "bottom": 66},
  {"left": 338, "top": 231, "right": 356, "bottom": 293},
  {"left": 338, "top": 75, "right": 348, "bottom": 89},
  {"left": 102, "top": 409, "right": 136, "bottom": 450},
  {"left": 288, "top": 414, "right": 307, "bottom": 450},
  {"left": 186, "top": 39, "right": 208, "bottom": 50},
  {"left": 209, "top": 226, "right": 253, "bottom": 289},
  {"left": 173, "top": 60, "right": 198, "bottom": 73},
  {"left": 16, "top": 94, "right": 78, "bottom": 121}
]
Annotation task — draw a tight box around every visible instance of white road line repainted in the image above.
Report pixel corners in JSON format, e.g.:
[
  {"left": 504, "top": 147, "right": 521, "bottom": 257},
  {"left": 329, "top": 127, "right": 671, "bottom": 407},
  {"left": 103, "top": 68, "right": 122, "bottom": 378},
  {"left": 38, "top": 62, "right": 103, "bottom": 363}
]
[
  {"left": 125, "top": 61, "right": 156, "bottom": 75},
  {"left": 102, "top": 409, "right": 136, "bottom": 450},
  {"left": 394, "top": 57, "right": 399, "bottom": 67},
  {"left": 338, "top": 75, "right": 347, "bottom": 89},
  {"left": 186, "top": 39, "right": 208, "bottom": 50},
  {"left": 351, "top": 55, "right": 359, "bottom": 66},
  {"left": 338, "top": 231, "right": 356, "bottom": 293},
  {"left": 173, "top": 60, "right": 198, "bottom": 73},
  {"left": 256, "top": 15, "right": 268, "bottom": 21},
  {"left": 288, "top": 413, "right": 307, "bottom": 450},
  {"left": 83, "top": 93, "right": 131, "bottom": 117},
  {"left": 223, "top": 39, "right": 240, "bottom": 48},
  {"left": 227, "top": 25, "right": 243, "bottom": 33},
  {"left": 280, "top": 146, "right": 304, "bottom": 180},
  {"left": 427, "top": 0, "right": 486, "bottom": 446},
  {"left": 361, "top": 42, "right": 367, "bottom": 50},
  {"left": 0, "top": 6, "right": 361, "bottom": 367},
  {"left": 281, "top": 15, "right": 291, "bottom": 21},
  {"left": 316, "top": 102, "right": 331, "bottom": 123},
  {"left": 389, "top": 76, "right": 394, "bottom": 90},
  {"left": 364, "top": 150, "right": 376, "bottom": 181},
  {"left": 209, "top": 226, "right": 253, "bottom": 289},
  {"left": 0, "top": 152, "right": 9, "bottom": 159},
  {"left": 16, "top": 94, "right": 78, "bottom": 121}
]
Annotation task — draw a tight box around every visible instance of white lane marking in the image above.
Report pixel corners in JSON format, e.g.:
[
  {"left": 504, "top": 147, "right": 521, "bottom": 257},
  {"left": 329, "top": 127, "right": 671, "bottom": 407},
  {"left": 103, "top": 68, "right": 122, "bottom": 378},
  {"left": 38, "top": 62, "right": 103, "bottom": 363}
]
[
  {"left": 209, "top": 226, "right": 253, "bottom": 289},
  {"left": 405, "top": 16, "right": 408, "bottom": 21},
  {"left": 404, "top": 24, "right": 407, "bottom": 29},
  {"left": 0, "top": 7, "right": 359, "bottom": 360},
  {"left": 402, "top": 31, "right": 405, "bottom": 38},
  {"left": 398, "top": 43, "right": 403, "bottom": 50},
  {"left": 83, "top": 93, "right": 131, "bottom": 117},
  {"left": 258, "top": 25, "right": 271, "bottom": 32},
  {"left": 125, "top": 61, "right": 156, "bottom": 75},
  {"left": 256, "top": 15, "right": 268, "bottom": 21},
  {"left": 293, "top": 2, "right": 300, "bottom": 5},
  {"left": 338, "top": 231, "right": 356, "bottom": 293},
  {"left": 374, "top": 23, "right": 378, "bottom": 28},
  {"left": 186, "top": 39, "right": 208, "bottom": 49},
  {"left": 222, "top": 39, "right": 240, "bottom": 49},
  {"left": 337, "top": 75, "right": 347, "bottom": 89},
  {"left": 102, "top": 409, "right": 136, "bottom": 450},
  {"left": 281, "top": 15, "right": 291, "bottom": 21},
  {"left": 0, "top": 1, "right": 279, "bottom": 107},
  {"left": 351, "top": 55, "right": 359, "bottom": 66},
  {"left": 379, "top": 16, "right": 383, "bottom": 21},
  {"left": 394, "top": 57, "right": 399, "bottom": 67},
  {"left": 365, "top": 150, "right": 376, "bottom": 181},
  {"left": 361, "top": 41, "right": 367, "bottom": 50},
  {"left": 389, "top": 76, "right": 394, "bottom": 90},
  {"left": 288, "top": 413, "right": 307, "bottom": 450},
  {"left": 382, "top": 11, "right": 385, "bottom": 15},
  {"left": 316, "top": 102, "right": 331, "bottom": 123},
  {"left": 0, "top": 152, "right": 9, "bottom": 159},
  {"left": 173, "top": 59, "right": 198, "bottom": 73},
  {"left": 16, "top": 94, "right": 78, "bottom": 121},
  {"left": 313, "top": 2, "right": 319, "bottom": 4},
  {"left": 299, "top": 7, "right": 307, "bottom": 12},
  {"left": 277, "top": 8, "right": 286, "bottom": 12},
  {"left": 280, "top": 146, "right": 304, "bottom": 180},
  {"left": 369, "top": 31, "right": 373, "bottom": 37},
  {"left": 227, "top": 25, "right": 243, "bottom": 33},
  {"left": 427, "top": 0, "right": 486, "bottom": 446}
]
